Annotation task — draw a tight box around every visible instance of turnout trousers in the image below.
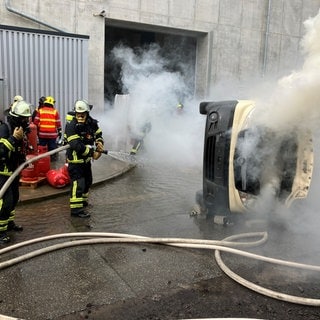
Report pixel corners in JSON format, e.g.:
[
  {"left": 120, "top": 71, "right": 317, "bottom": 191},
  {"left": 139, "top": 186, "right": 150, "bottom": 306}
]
[
  {"left": 0, "top": 175, "right": 20, "bottom": 233},
  {"left": 68, "top": 162, "right": 92, "bottom": 214}
]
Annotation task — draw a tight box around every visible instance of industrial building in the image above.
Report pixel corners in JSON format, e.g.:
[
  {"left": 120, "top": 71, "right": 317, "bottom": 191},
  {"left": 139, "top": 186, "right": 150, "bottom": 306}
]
[{"left": 0, "top": 0, "right": 319, "bottom": 123}]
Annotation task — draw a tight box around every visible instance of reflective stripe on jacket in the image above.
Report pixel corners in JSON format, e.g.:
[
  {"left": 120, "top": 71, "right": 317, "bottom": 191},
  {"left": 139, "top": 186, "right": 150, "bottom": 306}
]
[
  {"left": 34, "top": 106, "right": 61, "bottom": 139},
  {"left": 65, "top": 116, "right": 104, "bottom": 164},
  {"left": 0, "top": 122, "right": 23, "bottom": 176}
]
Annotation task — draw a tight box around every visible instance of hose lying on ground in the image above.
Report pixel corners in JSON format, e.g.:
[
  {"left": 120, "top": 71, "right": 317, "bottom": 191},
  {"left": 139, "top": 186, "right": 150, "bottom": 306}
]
[
  {"left": 0, "top": 147, "right": 319, "bottom": 314},
  {"left": 1, "top": 231, "right": 320, "bottom": 307}
]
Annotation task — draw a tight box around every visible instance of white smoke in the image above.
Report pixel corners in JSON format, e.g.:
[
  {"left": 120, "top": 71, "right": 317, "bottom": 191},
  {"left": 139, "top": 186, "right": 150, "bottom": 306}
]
[
  {"left": 254, "top": 11, "right": 320, "bottom": 133},
  {"left": 246, "top": 11, "right": 320, "bottom": 225},
  {"left": 99, "top": 10, "right": 320, "bottom": 232},
  {"left": 102, "top": 43, "right": 204, "bottom": 167}
]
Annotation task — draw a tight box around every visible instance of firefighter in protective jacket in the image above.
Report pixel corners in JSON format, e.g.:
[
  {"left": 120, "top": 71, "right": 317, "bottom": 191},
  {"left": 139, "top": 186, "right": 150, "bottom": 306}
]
[
  {"left": 33, "top": 96, "right": 62, "bottom": 161},
  {"left": 0, "top": 100, "right": 32, "bottom": 244},
  {"left": 64, "top": 100, "right": 104, "bottom": 218}
]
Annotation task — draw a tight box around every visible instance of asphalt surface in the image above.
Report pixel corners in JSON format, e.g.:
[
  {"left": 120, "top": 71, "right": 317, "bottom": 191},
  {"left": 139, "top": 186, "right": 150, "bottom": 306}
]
[
  {"left": 0, "top": 154, "right": 230, "bottom": 320},
  {"left": 0, "top": 154, "right": 255, "bottom": 320},
  {"left": 1, "top": 154, "right": 320, "bottom": 320},
  {"left": 0, "top": 154, "right": 139, "bottom": 320}
]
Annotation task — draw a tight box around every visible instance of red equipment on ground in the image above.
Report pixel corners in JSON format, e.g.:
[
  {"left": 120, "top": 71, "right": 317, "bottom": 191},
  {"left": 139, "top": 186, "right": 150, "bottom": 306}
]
[
  {"left": 20, "top": 154, "right": 38, "bottom": 182},
  {"left": 37, "top": 145, "right": 51, "bottom": 176},
  {"left": 20, "top": 149, "right": 51, "bottom": 182},
  {"left": 46, "top": 164, "right": 70, "bottom": 188},
  {"left": 20, "top": 123, "right": 70, "bottom": 188},
  {"left": 26, "top": 122, "right": 38, "bottom": 154}
]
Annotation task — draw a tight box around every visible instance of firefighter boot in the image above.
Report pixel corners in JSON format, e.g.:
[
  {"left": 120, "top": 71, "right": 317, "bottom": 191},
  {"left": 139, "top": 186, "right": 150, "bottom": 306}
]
[
  {"left": 83, "top": 201, "right": 93, "bottom": 208},
  {"left": 71, "top": 209, "right": 91, "bottom": 218},
  {"left": 7, "top": 221, "right": 23, "bottom": 232},
  {"left": 0, "top": 232, "right": 10, "bottom": 244}
]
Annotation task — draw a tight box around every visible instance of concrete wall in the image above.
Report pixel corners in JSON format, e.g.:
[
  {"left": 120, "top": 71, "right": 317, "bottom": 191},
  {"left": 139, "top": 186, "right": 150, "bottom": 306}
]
[{"left": 0, "top": 0, "right": 320, "bottom": 110}]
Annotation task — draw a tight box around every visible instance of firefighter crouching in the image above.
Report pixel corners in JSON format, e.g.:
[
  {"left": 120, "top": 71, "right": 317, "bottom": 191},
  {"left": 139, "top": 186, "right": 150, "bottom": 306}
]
[
  {"left": 0, "top": 100, "right": 32, "bottom": 244},
  {"left": 64, "top": 100, "right": 104, "bottom": 218}
]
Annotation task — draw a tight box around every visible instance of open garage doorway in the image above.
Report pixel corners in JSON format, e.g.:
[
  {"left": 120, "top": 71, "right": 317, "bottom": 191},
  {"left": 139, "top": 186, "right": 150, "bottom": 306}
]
[{"left": 104, "top": 25, "right": 197, "bottom": 105}]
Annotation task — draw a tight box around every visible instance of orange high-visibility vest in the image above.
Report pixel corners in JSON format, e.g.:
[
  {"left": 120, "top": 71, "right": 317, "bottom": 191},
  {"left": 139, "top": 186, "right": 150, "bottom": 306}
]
[{"left": 34, "top": 106, "right": 61, "bottom": 139}]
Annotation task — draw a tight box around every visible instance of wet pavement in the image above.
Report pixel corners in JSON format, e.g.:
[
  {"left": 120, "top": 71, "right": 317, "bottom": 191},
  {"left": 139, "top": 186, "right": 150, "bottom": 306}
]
[
  {"left": 1, "top": 154, "right": 320, "bottom": 319},
  {"left": 0, "top": 154, "right": 224, "bottom": 320},
  {"left": 0, "top": 154, "right": 138, "bottom": 320}
]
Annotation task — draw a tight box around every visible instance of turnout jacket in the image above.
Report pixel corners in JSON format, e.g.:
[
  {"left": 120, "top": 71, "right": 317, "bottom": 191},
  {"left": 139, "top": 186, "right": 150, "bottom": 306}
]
[
  {"left": 33, "top": 106, "right": 61, "bottom": 139},
  {"left": 0, "top": 121, "right": 25, "bottom": 176},
  {"left": 64, "top": 114, "right": 104, "bottom": 164}
]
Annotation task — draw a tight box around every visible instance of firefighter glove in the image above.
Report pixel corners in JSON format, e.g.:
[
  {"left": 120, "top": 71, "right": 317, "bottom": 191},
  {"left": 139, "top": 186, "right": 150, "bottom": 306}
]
[
  {"left": 93, "top": 151, "right": 101, "bottom": 160},
  {"left": 13, "top": 127, "right": 24, "bottom": 141},
  {"left": 95, "top": 141, "right": 104, "bottom": 153}
]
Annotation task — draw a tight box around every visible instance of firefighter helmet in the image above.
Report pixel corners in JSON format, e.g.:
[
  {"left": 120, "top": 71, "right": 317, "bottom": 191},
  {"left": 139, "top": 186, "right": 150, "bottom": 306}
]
[
  {"left": 39, "top": 96, "right": 46, "bottom": 105},
  {"left": 177, "top": 102, "right": 184, "bottom": 109},
  {"left": 13, "top": 95, "right": 23, "bottom": 103},
  {"left": 9, "top": 101, "right": 32, "bottom": 117},
  {"left": 44, "top": 96, "right": 55, "bottom": 106},
  {"left": 74, "top": 100, "right": 90, "bottom": 113}
]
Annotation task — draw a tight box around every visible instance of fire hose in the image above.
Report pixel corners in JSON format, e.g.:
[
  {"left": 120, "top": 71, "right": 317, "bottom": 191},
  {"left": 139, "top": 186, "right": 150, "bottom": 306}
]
[
  {"left": 0, "top": 144, "right": 70, "bottom": 200},
  {"left": 1, "top": 148, "right": 320, "bottom": 318},
  {"left": 0, "top": 231, "right": 320, "bottom": 313},
  {"left": 0, "top": 144, "right": 111, "bottom": 200}
]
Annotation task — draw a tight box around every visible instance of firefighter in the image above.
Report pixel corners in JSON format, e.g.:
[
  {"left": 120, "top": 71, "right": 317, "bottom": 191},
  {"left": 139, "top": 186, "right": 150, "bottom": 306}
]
[
  {"left": 0, "top": 100, "right": 32, "bottom": 243},
  {"left": 31, "top": 96, "right": 45, "bottom": 122},
  {"left": 12, "top": 95, "right": 24, "bottom": 105},
  {"left": 3, "top": 95, "right": 24, "bottom": 120},
  {"left": 64, "top": 99, "right": 104, "bottom": 218},
  {"left": 33, "top": 96, "right": 62, "bottom": 161},
  {"left": 129, "top": 121, "right": 151, "bottom": 155},
  {"left": 176, "top": 102, "right": 184, "bottom": 114}
]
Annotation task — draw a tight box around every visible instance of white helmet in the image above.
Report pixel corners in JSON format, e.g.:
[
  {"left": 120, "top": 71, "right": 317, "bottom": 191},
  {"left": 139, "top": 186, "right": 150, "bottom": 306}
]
[
  {"left": 9, "top": 100, "right": 32, "bottom": 117},
  {"left": 74, "top": 100, "right": 90, "bottom": 113},
  {"left": 13, "top": 95, "right": 23, "bottom": 103}
]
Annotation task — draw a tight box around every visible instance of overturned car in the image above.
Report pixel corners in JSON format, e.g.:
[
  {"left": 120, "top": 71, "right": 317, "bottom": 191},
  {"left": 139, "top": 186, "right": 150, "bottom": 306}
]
[{"left": 194, "top": 100, "right": 314, "bottom": 222}]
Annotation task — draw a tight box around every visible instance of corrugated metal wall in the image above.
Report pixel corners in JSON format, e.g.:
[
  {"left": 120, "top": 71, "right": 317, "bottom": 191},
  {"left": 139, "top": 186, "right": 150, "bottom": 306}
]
[{"left": 0, "top": 25, "right": 89, "bottom": 129}]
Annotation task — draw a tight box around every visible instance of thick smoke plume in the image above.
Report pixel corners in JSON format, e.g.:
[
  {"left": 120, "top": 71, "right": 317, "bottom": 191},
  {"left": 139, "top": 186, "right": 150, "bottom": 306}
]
[
  {"left": 98, "top": 10, "right": 320, "bottom": 234},
  {"left": 101, "top": 43, "right": 204, "bottom": 167},
  {"left": 254, "top": 11, "right": 320, "bottom": 132},
  {"left": 246, "top": 10, "right": 320, "bottom": 228}
]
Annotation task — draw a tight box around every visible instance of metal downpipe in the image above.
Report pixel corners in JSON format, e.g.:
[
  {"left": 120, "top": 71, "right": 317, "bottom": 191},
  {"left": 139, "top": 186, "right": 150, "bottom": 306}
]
[
  {"left": 5, "top": 0, "right": 66, "bottom": 33},
  {"left": 262, "top": 0, "right": 272, "bottom": 77}
]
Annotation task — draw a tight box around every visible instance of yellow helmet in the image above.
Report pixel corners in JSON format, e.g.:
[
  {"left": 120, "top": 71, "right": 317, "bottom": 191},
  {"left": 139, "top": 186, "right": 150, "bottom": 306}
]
[{"left": 44, "top": 96, "right": 55, "bottom": 106}]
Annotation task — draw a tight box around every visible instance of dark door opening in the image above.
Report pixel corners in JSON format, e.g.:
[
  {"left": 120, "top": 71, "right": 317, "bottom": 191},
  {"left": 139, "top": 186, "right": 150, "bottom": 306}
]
[{"left": 104, "top": 25, "right": 197, "bottom": 104}]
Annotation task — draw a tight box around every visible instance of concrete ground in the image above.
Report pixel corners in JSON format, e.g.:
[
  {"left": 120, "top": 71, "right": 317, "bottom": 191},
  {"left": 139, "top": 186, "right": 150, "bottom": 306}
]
[
  {"left": 0, "top": 154, "right": 139, "bottom": 320},
  {"left": 1, "top": 155, "right": 319, "bottom": 320}
]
